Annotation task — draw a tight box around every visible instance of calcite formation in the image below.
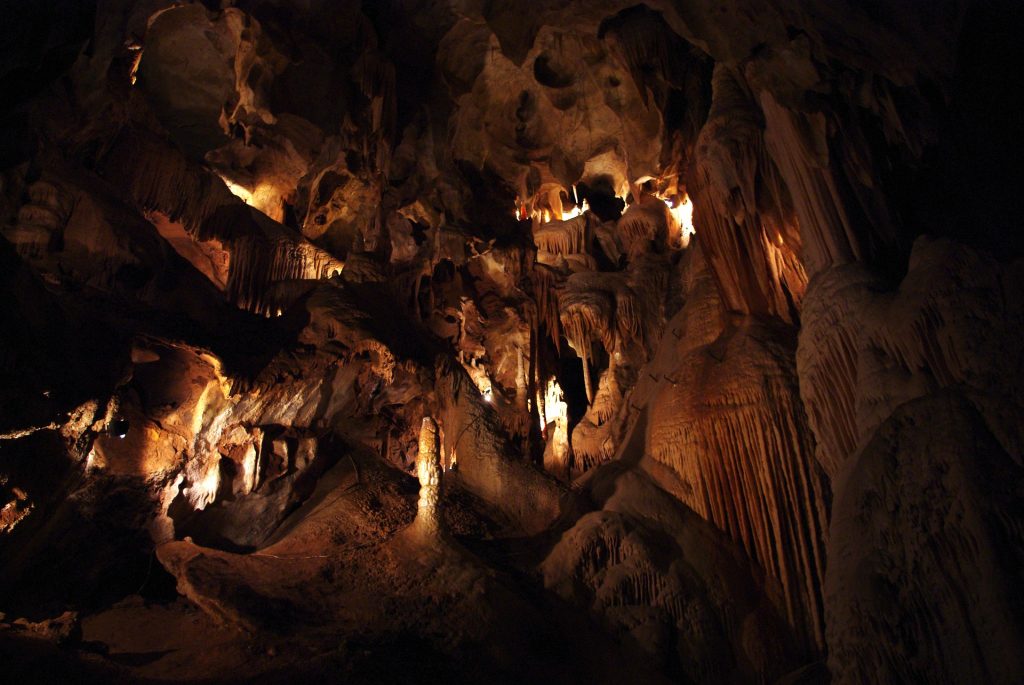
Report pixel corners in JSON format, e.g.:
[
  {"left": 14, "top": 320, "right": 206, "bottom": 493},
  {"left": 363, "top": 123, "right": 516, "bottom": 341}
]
[
  {"left": 0, "top": 1, "right": 1020, "bottom": 682},
  {"left": 412, "top": 416, "right": 443, "bottom": 538},
  {"left": 543, "top": 466, "right": 800, "bottom": 683},
  {"left": 646, "top": 313, "right": 830, "bottom": 649}
]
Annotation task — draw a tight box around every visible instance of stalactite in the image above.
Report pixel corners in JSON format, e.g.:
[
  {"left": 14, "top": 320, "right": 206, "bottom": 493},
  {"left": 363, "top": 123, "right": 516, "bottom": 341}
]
[
  {"left": 353, "top": 51, "right": 397, "bottom": 175},
  {"left": 625, "top": 251, "right": 671, "bottom": 351},
  {"left": 533, "top": 214, "right": 588, "bottom": 256},
  {"left": 614, "top": 289, "right": 643, "bottom": 349},
  {"left": 569, "top": 425, "right": 604, "bottom": 472},
  {"left": 598, "top": 4, "right": 713, "bottom": 142},
  {"left": 615, "top": 197, "right": 672, "bottom": 256},
  {"left": 688, "top": 64, "right": 808, "bottom": 323},
  {"left": 559, "top": 271, "right": 647, "bottom": 356},
  {"left": 102, "top": 128, "right": 344, "bottom": 316},
  {"left": 570, "top": 359, "right": 627, "bottom": 475},
  {"left": 559, "top": 299, "right": 603, "bottom": 358},
  {"left": 647, "top": 321, "right": 830, "bottom": 652},
  {"left": 348, "top": 339, "right": 396, "bottom": 385},
  {"left": 758, "top": 91, "right": 900, "bottom": 278},
  {"left": 103, "top": 129, "right": 240, "bottom": 241},
  {"left": 226, "top": 235, "right": 343, "bottom": 314}
]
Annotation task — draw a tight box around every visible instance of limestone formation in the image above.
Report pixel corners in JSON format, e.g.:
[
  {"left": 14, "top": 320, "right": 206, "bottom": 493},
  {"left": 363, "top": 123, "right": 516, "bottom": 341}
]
[
  {"left": 799, "top": 237, "right": 1024, "bottom": 482},
  {"left": 412, "top": 416, "right": 443, "bottom": 538},
  {"left": 646, "top": 317, "right": 830, "bottom": 650},
  {"left": 543, "top": 466, "right": 800, "bottom": 683}
]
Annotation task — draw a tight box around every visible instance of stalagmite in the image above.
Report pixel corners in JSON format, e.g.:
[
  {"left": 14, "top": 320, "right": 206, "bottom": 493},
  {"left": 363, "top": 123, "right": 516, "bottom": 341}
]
[{"left": 412, "top": 416, "right": 443, "bottom": 538}]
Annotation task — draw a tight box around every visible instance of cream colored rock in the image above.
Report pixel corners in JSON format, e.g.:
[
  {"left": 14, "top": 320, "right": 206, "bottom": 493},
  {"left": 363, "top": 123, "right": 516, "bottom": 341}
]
[
  {"left": 688, "top": 64, "right": 806, "bottom": 323},
  {"left": 412, "top": 417, "right": 444, "bottom": 538},
  {"left": 448, "top": 22, "right": 661, "bottom": 209}
]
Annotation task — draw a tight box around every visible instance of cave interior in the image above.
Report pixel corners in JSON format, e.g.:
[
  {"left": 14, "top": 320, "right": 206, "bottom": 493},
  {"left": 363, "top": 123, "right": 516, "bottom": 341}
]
[{"left": 1, "top": 0, "right": 1023, "bottom": 683}]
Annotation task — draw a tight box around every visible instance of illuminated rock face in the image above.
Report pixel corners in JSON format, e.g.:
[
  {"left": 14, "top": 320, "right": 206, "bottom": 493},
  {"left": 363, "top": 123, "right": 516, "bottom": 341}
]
[
  {"left": 647, "top": 317, "right": 830, "bottom": 650},
  {"left": 413, "top": 417, "right": 443, "bottom": 537},
  {"left": 0, "top": 1, "right": 1021, "bottom": 682}
]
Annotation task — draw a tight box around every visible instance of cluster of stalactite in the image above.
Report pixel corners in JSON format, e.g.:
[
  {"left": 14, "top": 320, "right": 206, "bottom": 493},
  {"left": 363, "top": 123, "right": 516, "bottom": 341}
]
[
  {"left": 686, "top": 65, "right": 807, "bottom": 323},
  {"left": 96, "top": 128, "right": 343, "bottom": 315},
  {"left": 226, "top": 236, "right": 343, "bottom": 316},
  {"left": 646, "top": 318, "right": 830, "bottom": 650}
]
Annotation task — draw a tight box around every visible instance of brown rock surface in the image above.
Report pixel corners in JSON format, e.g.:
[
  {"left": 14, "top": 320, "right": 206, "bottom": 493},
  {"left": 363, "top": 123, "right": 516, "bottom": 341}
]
[{"left": 543, "top": 465, "right": 799, "bottom": 683}]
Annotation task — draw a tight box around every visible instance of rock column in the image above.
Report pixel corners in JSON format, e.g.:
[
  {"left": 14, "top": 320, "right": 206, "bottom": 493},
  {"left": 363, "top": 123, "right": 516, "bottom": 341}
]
[{"left": 414, "top": 417, "right": 443, "bottom": 538}]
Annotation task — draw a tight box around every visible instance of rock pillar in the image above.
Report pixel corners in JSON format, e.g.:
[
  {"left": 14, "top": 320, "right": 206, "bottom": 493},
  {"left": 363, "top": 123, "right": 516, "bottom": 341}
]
[{"left": 414, "top": 416, "right": 443, "bottom": 537}]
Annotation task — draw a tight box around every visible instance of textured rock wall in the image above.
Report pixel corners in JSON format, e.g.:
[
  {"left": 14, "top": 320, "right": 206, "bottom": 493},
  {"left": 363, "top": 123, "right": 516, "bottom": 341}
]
[
  {"left": 688, "top": 64, "right": 806, "bottom": 322},
  {"left": 799, "top": 237, "right": 1024, "bottom": 481},
  {"left": 1, "top": 0, "right": 1020, "bottom": 681},
  {"left": 646, "top": 316, "right": 830, "bottom": 650},
  {"left": 437, "top": 363, "right": 564, "bottom": 534},
  {"left": 796, "top": 263, "right": 884, "bottom": 480},
  {"left": 797, "top": 237, "right": 1024, "bottom": 682}
]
